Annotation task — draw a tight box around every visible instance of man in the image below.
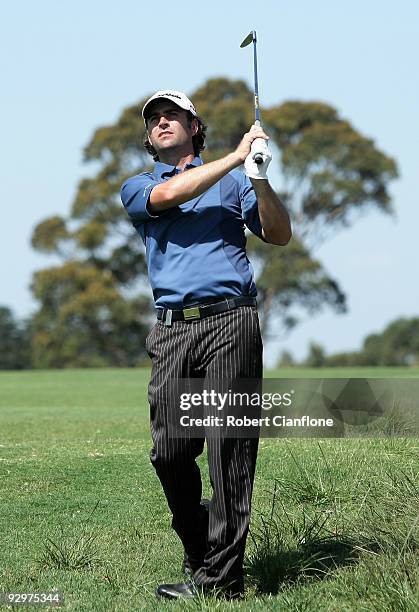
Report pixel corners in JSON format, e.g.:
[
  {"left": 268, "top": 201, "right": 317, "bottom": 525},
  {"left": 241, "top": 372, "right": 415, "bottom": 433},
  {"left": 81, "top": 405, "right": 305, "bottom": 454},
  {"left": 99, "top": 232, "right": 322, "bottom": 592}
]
[{"left": 120, "top": 90, "right": 291, "bottom": 600}]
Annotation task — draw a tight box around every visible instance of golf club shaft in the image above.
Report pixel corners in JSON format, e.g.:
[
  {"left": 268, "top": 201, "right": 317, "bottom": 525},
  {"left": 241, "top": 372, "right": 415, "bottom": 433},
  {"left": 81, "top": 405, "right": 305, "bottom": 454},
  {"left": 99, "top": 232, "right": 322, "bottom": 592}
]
[
  {"left": 253, "top": 32, "right": 260, "bottom": 124},
  {"left": 252, "top": 31, "right": 263, "bottom": 164},
  {"left": 240, "top": 30, "right": 264, "bottom": 164}
]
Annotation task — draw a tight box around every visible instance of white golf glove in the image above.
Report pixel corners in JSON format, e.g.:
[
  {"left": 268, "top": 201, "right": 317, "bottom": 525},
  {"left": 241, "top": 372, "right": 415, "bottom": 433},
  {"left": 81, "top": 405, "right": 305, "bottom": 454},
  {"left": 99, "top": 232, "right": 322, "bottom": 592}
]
[{"left": 244, "top": 138, "right": 272, "bottom": 180}]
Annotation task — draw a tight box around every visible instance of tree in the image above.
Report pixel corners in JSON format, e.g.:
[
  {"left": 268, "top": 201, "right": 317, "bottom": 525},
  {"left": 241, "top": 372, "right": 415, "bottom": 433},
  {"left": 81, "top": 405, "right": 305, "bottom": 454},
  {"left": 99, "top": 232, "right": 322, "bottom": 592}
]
[
  {"left": 0, "top": 307, "right": 31, "bottom": 369},
  {"left": 361, "top": 317, "right": 419, "bottom": 366},
  {"left": 30, "top": 78, "right": 398, "bottom": 366},
  {"left": 324, "top": 351, "right": 360, "bottom": 367},
  {"left": 321, "top": 317, "right": 419, "bottom": 367},
  {"left": 305, "top": 341, "right": 327, "bottom": 368},
  {"left": 263, "top": 100, "right": 398, "bottom": 246},
  {"left": 30, "top": 262, "right": 149, "bottom": 368},
  {"left": 247, "top": 233, "right": 345, "bottom": 336},
  {"left": 277, "top": 350, "right": 295, "bottom": 368}
]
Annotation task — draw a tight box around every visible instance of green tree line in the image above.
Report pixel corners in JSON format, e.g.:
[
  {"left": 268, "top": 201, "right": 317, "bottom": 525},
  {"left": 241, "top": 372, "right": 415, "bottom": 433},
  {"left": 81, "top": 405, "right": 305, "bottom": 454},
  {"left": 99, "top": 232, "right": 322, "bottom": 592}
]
[
  {"left": 3, "top": 307, "right": 418, "bottom": 370},
  {"left": 4, "top": 78, "right": 400, "bottom": 368},
  {"left": 277, "top": 317, "right": 419, "bottom": 368}
]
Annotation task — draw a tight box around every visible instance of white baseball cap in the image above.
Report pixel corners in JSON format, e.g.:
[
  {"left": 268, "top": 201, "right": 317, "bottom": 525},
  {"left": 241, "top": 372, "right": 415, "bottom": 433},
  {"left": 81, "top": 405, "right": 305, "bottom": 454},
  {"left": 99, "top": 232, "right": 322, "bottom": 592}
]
[{"left": 142, "top": 90, "right": 197, "bottom": 125}]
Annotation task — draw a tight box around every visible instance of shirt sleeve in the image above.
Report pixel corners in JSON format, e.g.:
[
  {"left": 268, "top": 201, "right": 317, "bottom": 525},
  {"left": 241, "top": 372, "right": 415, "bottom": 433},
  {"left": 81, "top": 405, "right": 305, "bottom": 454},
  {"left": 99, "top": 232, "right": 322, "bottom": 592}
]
[
  {"left": 238, "top": 173, "right": 268, "bottom": 242},
  {"left": 120, "top": 174, "right": 160, "bottom": 224}
]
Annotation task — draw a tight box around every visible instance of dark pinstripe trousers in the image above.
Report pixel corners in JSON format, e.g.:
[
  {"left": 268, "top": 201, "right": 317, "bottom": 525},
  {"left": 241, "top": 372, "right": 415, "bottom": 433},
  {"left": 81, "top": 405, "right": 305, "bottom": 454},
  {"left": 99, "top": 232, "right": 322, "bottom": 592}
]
[{"left": 145, "top": 305, "right": 263, "bottom": 587}]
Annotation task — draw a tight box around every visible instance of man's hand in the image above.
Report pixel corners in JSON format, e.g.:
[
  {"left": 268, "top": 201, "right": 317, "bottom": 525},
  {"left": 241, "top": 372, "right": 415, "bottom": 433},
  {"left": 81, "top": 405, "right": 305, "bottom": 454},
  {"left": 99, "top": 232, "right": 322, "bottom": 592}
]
[
  {"left": 234, "top": 124, "right": 269, "bottom": 163},
  {"left": 244, "top": 139, "right": 272, "bottom": 180}
]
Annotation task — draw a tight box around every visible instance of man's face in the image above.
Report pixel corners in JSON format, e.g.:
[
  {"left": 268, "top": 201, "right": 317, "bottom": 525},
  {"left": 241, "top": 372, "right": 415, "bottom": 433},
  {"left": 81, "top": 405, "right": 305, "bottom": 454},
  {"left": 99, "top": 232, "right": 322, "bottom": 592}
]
[{"left": 146, "top": 100, "right": 197, "bottom": 155}]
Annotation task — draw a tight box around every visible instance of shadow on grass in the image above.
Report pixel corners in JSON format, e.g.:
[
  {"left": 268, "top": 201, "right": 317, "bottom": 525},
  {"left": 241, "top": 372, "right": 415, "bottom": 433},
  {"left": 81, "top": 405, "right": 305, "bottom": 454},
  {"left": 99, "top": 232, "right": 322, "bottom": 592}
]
[
  {"left": 245, "top": 530, "right": 379, "bottom": 595},
  {"left": 245, "top": 458, "right": 383, "bottom": 596}
]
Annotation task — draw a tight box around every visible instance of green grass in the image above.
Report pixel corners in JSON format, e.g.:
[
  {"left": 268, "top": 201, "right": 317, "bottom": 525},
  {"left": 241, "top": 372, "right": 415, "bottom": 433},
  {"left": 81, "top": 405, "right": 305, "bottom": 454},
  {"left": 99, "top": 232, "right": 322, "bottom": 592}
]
[{"left": 0, "top": 367, "right": 418, "bottom": 611}]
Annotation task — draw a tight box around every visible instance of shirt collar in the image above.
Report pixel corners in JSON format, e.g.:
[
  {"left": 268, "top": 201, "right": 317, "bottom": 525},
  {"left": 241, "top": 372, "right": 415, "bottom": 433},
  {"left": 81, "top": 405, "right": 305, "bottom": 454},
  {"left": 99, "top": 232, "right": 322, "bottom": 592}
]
[{"left": 154, "top": 156, "right": 203, "bottom": 179}]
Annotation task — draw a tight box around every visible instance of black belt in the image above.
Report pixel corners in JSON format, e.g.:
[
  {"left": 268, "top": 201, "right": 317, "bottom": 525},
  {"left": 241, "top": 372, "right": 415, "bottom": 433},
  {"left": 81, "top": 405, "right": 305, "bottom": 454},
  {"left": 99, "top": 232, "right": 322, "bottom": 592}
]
[{"left": 156, "top": 296, "right": 257, "bottom": 325}]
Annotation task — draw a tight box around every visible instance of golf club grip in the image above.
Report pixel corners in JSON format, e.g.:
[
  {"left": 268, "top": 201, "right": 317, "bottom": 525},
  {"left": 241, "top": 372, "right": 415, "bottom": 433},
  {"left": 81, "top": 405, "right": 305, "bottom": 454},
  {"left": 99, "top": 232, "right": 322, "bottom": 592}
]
[{"left": 252, "top": 135, "right": 265, "bottom": 165}]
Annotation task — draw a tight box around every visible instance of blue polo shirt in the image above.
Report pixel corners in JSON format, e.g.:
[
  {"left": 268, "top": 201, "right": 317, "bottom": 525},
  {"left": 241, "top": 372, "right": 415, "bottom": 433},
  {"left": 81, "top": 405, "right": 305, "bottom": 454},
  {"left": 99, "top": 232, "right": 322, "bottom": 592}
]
[{"left": 120, "top": 156, "right": 265, "bottom": 309}]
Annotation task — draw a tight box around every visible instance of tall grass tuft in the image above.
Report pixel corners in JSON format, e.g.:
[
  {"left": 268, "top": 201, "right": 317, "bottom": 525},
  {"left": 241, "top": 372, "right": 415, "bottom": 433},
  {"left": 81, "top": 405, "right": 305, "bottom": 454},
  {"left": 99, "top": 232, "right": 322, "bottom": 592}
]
[
  {"left": 39, "top": 532, "right": 101, "bottom": 570},
  {"left": 37, "top": 501, "right": 103, "bottom": 570}
]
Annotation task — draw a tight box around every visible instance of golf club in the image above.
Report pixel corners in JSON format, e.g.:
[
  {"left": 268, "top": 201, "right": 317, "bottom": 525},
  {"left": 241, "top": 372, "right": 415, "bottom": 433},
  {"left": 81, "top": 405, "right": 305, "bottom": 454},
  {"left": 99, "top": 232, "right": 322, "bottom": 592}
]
[{"left": 240, "top": 30, "right": 264, "bottom": 164}]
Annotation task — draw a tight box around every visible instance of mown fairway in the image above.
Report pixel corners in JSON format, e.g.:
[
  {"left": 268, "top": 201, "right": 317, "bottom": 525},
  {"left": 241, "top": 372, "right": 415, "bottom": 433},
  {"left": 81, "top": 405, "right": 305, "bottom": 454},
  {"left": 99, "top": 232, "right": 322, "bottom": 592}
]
[{"left": 0, "top": 368, "right": 418, "bottom": 611}]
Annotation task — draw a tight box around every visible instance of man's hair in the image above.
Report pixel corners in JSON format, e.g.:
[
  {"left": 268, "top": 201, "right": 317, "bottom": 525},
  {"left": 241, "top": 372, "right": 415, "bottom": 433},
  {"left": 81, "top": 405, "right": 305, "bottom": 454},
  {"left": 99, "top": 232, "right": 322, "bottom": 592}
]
[{"left": 143, "top": 111, "right": 207, "bottom": 162}]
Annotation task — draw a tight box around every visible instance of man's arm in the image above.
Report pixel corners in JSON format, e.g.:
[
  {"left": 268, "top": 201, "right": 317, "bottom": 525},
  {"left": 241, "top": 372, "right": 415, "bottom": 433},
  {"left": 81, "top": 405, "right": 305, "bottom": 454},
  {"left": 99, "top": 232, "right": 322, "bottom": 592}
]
[
  {"left": 251, "top": 180, "right": 292, "bottom": 246},
  {"left": 147, "top": 126, "right": 268, "bottom": 214}
]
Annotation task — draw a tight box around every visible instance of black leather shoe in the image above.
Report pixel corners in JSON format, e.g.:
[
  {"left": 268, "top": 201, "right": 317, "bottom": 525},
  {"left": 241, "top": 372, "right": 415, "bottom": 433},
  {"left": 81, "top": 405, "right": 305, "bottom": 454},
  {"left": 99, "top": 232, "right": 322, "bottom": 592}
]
[
  {"left": 155, "top": 579, "right": 244, "bottom": 600},
  {"left": 182, "top": 498, "right": 210, "bottom": 576},
  {"left": 156, "top": 580, "right": 198, "bottom": 600}
]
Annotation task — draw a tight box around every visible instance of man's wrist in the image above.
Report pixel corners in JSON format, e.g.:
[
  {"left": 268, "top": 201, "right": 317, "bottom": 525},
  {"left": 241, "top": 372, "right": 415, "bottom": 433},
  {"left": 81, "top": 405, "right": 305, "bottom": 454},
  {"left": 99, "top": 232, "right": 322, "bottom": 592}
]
[
  {"left": 250, "top": 177, "right": 269, "bottom": 190},
  {"left": 227, "top": 151, "right": 245, "bottom": 168}
]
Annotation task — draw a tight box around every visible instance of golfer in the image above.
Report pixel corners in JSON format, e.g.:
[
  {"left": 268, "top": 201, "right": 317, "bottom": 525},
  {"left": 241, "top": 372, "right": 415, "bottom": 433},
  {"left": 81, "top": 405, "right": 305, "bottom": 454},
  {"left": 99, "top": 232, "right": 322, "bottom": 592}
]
[{"left": 120, "top": 90, "right": 291, "bottom": 600}]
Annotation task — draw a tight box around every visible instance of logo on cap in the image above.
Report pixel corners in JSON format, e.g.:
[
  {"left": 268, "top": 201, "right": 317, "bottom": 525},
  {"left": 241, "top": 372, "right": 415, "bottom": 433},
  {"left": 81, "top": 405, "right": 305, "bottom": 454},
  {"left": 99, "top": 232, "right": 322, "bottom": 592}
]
[{"left": 142, "top": 90, "right": 197, "bottom": 123}]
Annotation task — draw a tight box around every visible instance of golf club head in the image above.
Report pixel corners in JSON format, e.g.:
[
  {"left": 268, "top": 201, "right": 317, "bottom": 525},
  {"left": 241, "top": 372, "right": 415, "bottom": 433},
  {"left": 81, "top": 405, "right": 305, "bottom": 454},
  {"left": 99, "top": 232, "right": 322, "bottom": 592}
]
[{"left": 240, "top": 30, "right": 256, "bottom": 48}]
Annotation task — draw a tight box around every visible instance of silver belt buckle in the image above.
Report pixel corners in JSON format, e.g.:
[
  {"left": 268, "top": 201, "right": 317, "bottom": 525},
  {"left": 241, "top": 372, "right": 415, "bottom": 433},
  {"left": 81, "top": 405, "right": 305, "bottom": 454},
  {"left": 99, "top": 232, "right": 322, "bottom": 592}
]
[
  {"left": 183, "top": 306, "right": 201, "bottom": 320},
  {"left": 164, "top": 309, "right": 173, "bottom": 326}
]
